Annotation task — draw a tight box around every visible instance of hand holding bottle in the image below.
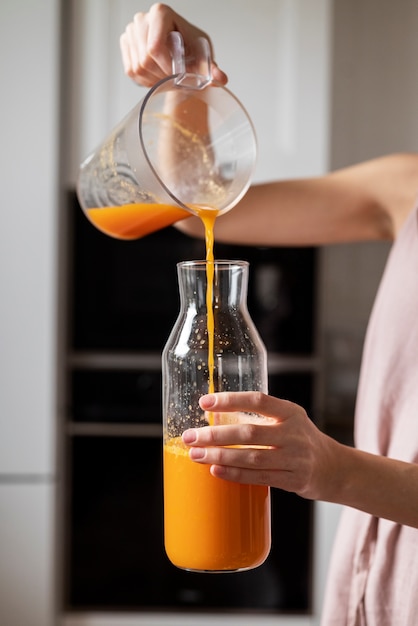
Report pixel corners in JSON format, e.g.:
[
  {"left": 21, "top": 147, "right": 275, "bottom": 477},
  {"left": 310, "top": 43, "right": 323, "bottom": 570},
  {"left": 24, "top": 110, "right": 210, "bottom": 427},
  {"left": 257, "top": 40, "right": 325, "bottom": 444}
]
[
  {"left": 181, "top": 390, "right": 418, "bottom": 529},
  {"left": 182, "top": 391, "right": 342, "bottom": 501}
]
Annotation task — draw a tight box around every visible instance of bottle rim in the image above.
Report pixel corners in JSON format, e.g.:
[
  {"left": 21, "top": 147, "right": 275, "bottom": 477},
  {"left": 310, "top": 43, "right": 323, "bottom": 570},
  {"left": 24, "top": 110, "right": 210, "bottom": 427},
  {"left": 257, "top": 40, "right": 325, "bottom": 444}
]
[{"left": 177, "top": 259, "right": 249, "bottom": 270}]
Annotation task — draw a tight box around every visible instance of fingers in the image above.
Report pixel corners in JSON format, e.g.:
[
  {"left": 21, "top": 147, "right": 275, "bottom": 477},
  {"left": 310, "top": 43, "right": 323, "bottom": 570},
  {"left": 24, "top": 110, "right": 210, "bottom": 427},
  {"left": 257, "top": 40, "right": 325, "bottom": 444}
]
[
  {"left": 185, "top": 432, "right": 307, "bottom": 493},
  {"left": 181, "top": 392, "right": 304, "bottom": 451},
  {"left": 120, "top": 4, "right": 228, "bottom": 88},
  {"left": 199, "top": 391, "right": 301, "bottom": 421},
  {"left": 183, "top": 422, "right": 277, "bottom": 449},
  {"left": 144, "top": 4, "right": 179, "bottom": 75},
  {"left": 210, "top": 463, "right": 291, "bottom": 489},
  {"left": 180, "top": 391, "right": 318, "bottom": 494},
  {"left": 189, "top": 438, "right": 277, "bottom": 470},
  {"left": 183, "top": 421, "right": 300, "bottom": 472},
  {"left": 120, "top": 9, "right": 172, "bottom": 87}
]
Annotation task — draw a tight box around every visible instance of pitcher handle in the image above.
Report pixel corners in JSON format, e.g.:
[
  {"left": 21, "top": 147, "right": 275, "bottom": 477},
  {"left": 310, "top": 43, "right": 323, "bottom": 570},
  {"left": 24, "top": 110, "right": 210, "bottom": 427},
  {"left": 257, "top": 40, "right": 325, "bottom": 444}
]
[{"left": 168, "top": 31, "right": 212, "bottom": 90}]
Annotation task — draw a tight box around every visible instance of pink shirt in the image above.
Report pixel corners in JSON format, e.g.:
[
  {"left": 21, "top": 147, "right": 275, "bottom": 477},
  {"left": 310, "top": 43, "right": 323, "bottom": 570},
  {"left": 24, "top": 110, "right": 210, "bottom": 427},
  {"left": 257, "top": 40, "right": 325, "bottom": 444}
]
[{"left": 321, "top": 201, "right": 418, "bottom": 625}]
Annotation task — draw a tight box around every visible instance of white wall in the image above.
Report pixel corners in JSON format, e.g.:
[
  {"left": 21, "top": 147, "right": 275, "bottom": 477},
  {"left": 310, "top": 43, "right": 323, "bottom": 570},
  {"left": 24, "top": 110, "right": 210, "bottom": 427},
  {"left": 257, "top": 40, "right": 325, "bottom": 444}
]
[
  {"left": 331, "top": 0, "right": 418, "bottom": 164},
  {"left": 320, "top": 0, "right": 418, "bottom": 427},
  {"left": 66, "top": 0, "right": 332, "bottom": 185},
  {"left": 0, "top": 1, "right": 61, "bottom": 625},
  {"left": 0, "top": 0, "right": 60, "bottom": 476}
]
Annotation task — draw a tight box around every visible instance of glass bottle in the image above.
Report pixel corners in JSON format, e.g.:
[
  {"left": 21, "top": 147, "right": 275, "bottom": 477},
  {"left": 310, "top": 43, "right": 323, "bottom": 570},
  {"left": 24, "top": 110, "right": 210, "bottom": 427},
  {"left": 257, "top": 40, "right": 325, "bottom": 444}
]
[{"left": 162, "top": 260, "right": 271, "bottom": 572}]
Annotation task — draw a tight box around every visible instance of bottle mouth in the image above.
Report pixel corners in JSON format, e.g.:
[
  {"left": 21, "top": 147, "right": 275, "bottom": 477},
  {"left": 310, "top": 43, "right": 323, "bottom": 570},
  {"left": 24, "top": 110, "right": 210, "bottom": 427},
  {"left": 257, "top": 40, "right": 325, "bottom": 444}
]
[{"left": 177, "top": 259, "right": 249, "bottom": 270}]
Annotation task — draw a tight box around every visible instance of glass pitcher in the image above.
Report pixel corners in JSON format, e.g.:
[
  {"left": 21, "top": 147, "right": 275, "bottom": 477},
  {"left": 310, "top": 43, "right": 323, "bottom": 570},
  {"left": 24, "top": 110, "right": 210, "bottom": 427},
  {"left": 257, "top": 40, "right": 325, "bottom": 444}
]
[
  {"left": 162, "top": 260, "right": 272, "bottom": 572},
  {"left": 76, "top": 33, "right": 257, "bottom": 240}
]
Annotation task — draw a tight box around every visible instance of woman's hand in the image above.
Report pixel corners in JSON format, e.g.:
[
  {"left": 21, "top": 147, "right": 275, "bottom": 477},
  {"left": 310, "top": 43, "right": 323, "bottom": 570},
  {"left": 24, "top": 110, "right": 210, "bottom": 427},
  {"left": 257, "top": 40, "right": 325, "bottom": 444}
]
[
  {"left": 120, "top": 2, "right": 228, "bottom": 88},
  {"left": 182, "top": 391, "right": 341, "bottom": 501},
  {"left": 182, "top": 391, "right": 418, "bottom": 528}
]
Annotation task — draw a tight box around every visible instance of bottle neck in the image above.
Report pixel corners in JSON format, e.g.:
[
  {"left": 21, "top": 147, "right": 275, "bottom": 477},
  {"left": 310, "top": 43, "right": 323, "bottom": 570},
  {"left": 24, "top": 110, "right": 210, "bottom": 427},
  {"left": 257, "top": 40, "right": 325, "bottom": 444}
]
[{"left": 177, "top": 260, "right": 249, "bottom": 311}]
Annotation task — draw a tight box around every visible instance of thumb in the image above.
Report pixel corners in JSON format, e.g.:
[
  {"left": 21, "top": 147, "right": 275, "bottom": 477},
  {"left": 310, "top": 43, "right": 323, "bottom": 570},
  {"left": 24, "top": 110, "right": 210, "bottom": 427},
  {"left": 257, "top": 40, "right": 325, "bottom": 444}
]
[{"left": 211, "top": 61, "right": 228, "bottom": 85}]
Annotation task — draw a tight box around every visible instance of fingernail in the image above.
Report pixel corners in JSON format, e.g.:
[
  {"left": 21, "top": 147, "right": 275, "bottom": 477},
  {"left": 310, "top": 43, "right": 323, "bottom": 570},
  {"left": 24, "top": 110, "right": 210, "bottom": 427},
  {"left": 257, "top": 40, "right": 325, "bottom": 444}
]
[
  {"left": 190, "top": 447, "right": 205, "bottom": 460},
  {"left": 182, "top": 428, "right": 197, "bottom": 444},
  {"left": 199, "top": 394, "right": 216, "bottom": 409}
]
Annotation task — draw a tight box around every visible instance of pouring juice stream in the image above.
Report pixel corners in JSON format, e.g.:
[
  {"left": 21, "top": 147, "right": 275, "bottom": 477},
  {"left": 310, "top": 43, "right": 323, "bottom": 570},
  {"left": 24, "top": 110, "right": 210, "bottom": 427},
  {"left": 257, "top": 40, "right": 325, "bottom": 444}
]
[
  {"left": 162, "top": 225, "right": 271, "bottom": 571},
  {"left": 78, "top": 29, "right": 269, "bottom": 571},
  {"left": 87, "top": 202, "right": 217, "bottom": 404},
  {"left": 86, "top": 202, "right": 217, "bottom": 405},
  {"left": 86, "top": 200, "right": 270, "bottom": 571},
  {"left": 87, "top": 202, "right": 217, "bottom": 399}
]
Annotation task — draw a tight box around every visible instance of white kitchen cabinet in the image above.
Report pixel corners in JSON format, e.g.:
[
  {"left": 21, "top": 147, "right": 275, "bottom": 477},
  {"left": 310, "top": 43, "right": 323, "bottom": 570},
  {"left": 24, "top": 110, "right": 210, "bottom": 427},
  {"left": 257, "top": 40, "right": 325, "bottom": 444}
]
[
  {"left": 0, "top": 484, "right": 55, "bottom": 626},
  {"left": 0, "top": 0, "right": 60, "bottom": 475},
  {"left": 0, "top": 1, "right": 61, "bottom": 625}
]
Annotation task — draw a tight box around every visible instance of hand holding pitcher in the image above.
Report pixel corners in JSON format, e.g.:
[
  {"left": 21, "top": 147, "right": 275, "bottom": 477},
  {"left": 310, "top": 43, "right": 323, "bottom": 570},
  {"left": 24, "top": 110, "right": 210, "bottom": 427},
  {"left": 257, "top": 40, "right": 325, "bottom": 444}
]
[{"left": 77, "top": 29, "right": 256, "bottom": 240}]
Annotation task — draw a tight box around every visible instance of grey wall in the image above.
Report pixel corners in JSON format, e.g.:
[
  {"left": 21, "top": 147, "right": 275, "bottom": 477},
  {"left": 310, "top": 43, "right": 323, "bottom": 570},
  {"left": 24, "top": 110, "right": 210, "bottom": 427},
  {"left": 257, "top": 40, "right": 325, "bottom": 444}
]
[{"left": 321, "top": 0, "right": 418, "bottom": 437}]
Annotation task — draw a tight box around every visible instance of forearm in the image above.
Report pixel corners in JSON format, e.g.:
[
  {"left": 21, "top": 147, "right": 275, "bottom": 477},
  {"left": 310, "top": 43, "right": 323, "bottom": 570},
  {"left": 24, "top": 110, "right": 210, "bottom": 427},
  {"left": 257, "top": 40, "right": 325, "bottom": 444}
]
[
  {"left": 176, "top": 177, "right": 388, "bottom": 246},
  {"left": 210, "top": 177, "right": 391, "bottom": 246},
  {"left": 177, "top": 153, "right": 418, "bottom": 246},
  {"left": 325, "top": 441, "right": 418, "bottom": 528}
]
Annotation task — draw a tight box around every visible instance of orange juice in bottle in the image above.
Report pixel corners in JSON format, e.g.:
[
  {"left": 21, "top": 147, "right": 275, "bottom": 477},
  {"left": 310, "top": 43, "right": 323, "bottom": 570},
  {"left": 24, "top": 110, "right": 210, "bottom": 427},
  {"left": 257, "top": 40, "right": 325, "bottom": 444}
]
[{"left": 163, "top": 436, "right": 270, "bottom": 571}]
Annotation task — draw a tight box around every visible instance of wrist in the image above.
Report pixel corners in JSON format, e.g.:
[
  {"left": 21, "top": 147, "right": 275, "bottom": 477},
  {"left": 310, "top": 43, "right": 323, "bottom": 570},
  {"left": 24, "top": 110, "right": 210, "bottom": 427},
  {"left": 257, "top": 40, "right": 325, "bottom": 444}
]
[{"left": 316, "top": 437, "right": 356, "bottom": 505}]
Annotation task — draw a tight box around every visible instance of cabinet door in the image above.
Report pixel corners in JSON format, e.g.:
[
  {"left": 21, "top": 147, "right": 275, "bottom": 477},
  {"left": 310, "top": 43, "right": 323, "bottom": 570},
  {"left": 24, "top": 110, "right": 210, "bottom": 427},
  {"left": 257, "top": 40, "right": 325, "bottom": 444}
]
[
  {"left": 0, "top": 0, "right": 60, "bottom": 475},
  {"left": 0, "top": 484, "right": 55, "bottom": 626}
]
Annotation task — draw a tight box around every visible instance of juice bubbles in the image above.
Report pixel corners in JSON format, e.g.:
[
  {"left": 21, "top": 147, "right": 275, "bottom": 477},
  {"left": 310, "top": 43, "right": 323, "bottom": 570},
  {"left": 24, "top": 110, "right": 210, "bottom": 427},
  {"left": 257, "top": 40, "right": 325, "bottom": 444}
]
[{"left": 163, "top": 437, "right": 270, "bottom": 572}]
